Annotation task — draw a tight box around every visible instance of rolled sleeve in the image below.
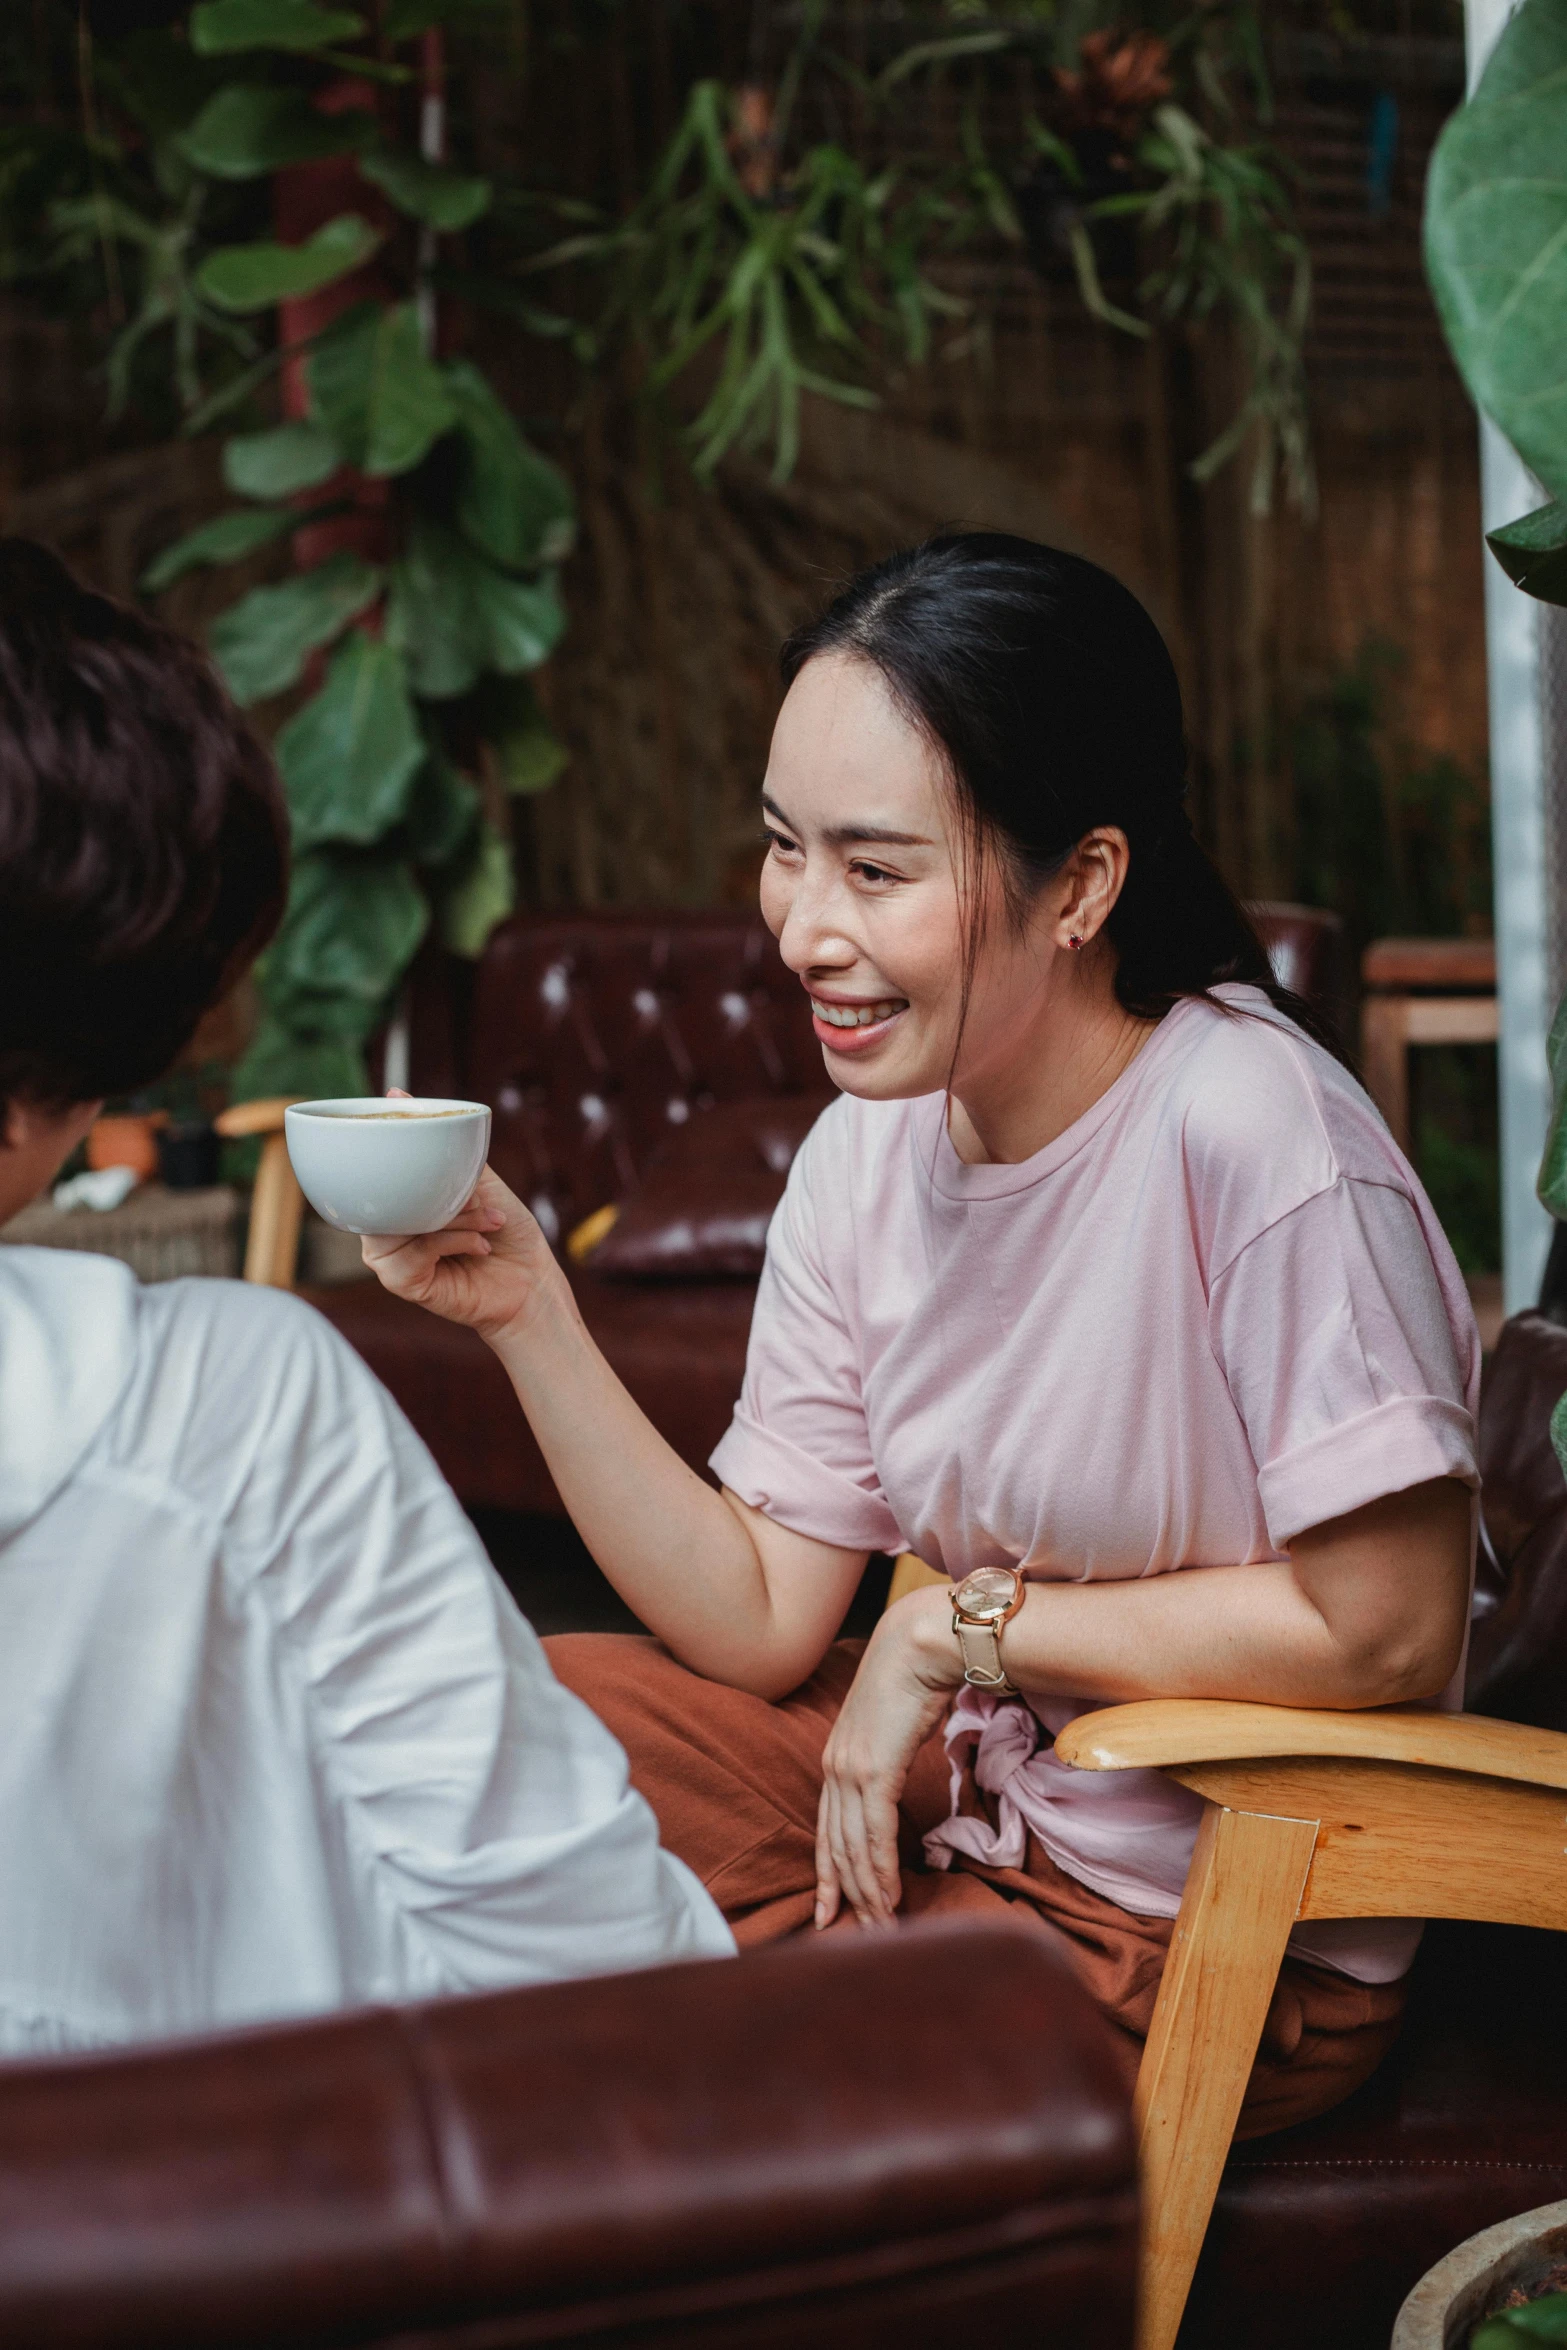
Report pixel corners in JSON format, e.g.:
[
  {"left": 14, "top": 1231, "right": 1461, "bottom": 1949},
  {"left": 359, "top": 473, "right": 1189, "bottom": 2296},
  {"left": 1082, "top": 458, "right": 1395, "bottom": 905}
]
[
  {"left": 711, "top": 1410, "right": 902, "bottom": 1553},
  {"left": 1209, "top": 1175, "right": 1479, "bottom": 1550},
  {"left": 1257, "top": 1396, "right": 1478, "bottom": 1547},
  {"left": 708, "top": 1106, "right": 899, "bottom": 1556}
]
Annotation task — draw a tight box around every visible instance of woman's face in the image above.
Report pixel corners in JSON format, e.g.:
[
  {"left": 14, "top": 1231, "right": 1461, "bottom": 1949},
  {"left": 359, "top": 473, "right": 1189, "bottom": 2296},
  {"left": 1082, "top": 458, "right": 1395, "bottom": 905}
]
[{"left": 759, "top": 653, "right": 1076, "bottom": 1103}]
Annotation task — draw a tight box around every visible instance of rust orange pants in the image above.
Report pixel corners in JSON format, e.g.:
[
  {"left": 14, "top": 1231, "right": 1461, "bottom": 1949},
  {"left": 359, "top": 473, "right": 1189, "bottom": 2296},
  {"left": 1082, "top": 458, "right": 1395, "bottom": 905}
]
[{"left": 547, "top": 1634, "right": 1404, "bottom": 2140}]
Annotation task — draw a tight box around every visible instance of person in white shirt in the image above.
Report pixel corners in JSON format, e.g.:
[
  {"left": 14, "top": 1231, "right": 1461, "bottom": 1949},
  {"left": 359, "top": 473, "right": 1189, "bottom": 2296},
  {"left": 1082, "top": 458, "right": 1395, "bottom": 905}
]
[{"left": 0, "top": 539, "right": 731, "bottom": 2055}]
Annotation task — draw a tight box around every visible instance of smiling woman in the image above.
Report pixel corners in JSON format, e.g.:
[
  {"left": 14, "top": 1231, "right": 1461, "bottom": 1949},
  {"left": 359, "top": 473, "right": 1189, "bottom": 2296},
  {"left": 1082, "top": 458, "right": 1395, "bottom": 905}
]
[{"left": 362, "top": 533, "right": 1479, "bottom": 2143}]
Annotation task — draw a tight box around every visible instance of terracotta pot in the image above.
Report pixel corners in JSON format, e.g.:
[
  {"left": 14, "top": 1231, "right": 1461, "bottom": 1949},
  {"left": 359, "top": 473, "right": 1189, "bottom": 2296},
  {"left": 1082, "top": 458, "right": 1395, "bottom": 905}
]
[
  {"left": 87, "top": 1113, "right": 167, "bottom": 1180},
  {"left": 1392, "top": 2198, "right": 1567, "bottom": 2348}
]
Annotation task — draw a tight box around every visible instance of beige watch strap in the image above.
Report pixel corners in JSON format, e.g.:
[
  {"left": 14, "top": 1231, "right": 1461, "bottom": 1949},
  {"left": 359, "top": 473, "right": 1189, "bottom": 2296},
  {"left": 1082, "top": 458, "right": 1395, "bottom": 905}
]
[{"left": 955, "top": 1619, "right": 1016, "bottom": 1692}]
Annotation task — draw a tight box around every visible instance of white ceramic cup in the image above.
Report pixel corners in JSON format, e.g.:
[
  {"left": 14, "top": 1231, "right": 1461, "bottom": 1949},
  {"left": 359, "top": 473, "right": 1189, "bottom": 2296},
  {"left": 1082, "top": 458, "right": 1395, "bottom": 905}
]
[{"left": 284, "top": 1098, "right": 491, "bottom": 1237}]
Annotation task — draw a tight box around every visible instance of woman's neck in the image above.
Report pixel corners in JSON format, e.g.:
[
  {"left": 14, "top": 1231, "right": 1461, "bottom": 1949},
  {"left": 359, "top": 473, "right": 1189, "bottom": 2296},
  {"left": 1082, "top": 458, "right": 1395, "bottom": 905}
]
[{"left": 946, "top": 967, "right": 1157, "bottom": 1167}]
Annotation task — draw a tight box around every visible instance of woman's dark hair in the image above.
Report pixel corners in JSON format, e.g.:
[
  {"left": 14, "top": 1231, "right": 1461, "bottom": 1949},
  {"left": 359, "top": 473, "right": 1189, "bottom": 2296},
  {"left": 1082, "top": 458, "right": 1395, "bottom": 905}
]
[
  {"left": 782, "top": 532, "right": 1332, "bottom": 1049},
  {"left": 0, "top": 539, "right": 288, "bottom": 1122}
]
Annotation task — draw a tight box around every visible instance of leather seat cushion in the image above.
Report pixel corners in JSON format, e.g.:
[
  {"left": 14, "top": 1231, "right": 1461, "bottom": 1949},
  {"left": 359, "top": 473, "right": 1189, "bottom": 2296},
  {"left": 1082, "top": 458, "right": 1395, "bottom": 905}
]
[
  {"left": 305, "top": 1276, "right": 756, "bottom": 1515},
  {"left": 1184, "top": 1918, "right": 1567, "bottom": 2349}
]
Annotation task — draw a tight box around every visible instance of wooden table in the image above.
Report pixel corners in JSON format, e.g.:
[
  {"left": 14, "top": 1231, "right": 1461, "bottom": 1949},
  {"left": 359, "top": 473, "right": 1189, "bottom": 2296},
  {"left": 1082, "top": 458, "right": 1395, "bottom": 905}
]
[{"left": 1359, "top": 937, "right": 1498, "bottom": 1154}]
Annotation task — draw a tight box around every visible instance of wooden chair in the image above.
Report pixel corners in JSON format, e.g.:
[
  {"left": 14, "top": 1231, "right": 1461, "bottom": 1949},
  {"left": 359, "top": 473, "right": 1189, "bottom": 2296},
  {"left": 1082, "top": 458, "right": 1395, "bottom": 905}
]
[
  {"left": 882, "top": 1561, "right": 1567, "bottom": 2347},
  {"left": 1359, "top": 936, "right": 1497, "bottom": 1153},
  {"left": 1051, "top": 1699, "right": 1567, "bottom": 2350},
  {"left": 211, "top": 1098, "right": 304, "bottom": 1289}
]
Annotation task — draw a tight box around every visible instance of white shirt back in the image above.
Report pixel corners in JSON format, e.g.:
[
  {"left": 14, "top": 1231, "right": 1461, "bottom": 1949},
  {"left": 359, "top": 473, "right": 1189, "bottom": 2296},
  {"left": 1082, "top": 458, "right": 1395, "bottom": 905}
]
[{"left": 0, "top": 1247, "right": 731, "bottom": 2055}]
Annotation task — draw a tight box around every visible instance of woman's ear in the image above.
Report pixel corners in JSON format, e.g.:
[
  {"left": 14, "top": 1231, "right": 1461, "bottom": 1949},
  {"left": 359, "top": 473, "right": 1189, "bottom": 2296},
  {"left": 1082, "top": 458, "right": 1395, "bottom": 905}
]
[{"left": 1054, "top": 828, "right": 1130, "bottom": 951}]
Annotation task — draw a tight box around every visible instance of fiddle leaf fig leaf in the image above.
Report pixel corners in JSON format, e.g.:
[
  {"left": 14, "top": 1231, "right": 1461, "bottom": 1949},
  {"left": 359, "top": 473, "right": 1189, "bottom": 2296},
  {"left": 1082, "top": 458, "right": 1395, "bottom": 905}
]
[
  {"left": 230, "top": 1014, "right": 367, "bottom": 1109},
  {"left": 406, "top": 747, "right": 481, "bottom": 868},
  {"left": 1424, "top": 0, "right": 1567, "bottom": 500},
  {"left": 478, "top": 561, "right": 567, "bottom": 675},
  {"left": 444, "top": 359, "right": 575, "bottom": 570},
  {"left": 209, "top": 548, "right": 381, "bottom": 705},
  {"left": 191, "top": 0, "right": 365, "bottom": 52},
  {"left": 385, "top": 517, "right": 486, "bottom": 698},
  {"left": 140, "top": 503, "right": 296, "bottom": 591},
  {"left": 307, "top": 300, "right": 456, "bottom": 475},
  {"left": 358, "top": 147, "right": 492, "bottom": 232},
  {"left": 224, "top": 419, "right": 342, "bottom": 499},
  {"left": 258, "top": 847, "right": 428, "bottom": 1042},
  {"left": 435, "top": 817, "right": 515, "bottom": 957},
  {"left": 386, "top": 518, "right": 565, "bottom": 698},
  {"left": 275, "top": 630, "right": 424, "bottom": 850},
  {"left": 1487, "top": 499, "right": 1567, "bottom": 608},
  {"left": 475, "top": 675, "right": 568, "bottom": 795},
  {"left": 179, "top": 85, "right": 371, "bottom": 178},
  {"left": 198, "top": 214, "right": 381, "bottom": 313}
]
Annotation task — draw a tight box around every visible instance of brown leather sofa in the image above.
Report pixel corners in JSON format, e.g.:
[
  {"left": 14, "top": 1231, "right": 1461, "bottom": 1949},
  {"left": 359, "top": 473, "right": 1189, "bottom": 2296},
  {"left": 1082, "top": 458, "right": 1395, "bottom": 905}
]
[
  {"left": 311, "top": 902, "right": 1351, "bottom": 1513},
  {"left": 0, "top": 1919, "right": 1138, "bottom": 2349}
]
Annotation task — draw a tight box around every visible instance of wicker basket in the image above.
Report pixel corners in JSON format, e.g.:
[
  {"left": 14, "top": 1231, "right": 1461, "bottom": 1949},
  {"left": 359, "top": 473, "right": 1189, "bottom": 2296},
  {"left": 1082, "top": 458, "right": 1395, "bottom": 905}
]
[{"left": 0, "top": 1184, "right": 241, "bottom": 1284}]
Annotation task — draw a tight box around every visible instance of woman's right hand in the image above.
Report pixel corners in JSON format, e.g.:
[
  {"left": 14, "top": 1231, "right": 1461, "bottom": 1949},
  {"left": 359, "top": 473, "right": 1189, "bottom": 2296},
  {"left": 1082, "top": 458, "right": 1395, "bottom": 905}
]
[{"left": 361, "top": 1164, "right": 565, "bottom": 1348}]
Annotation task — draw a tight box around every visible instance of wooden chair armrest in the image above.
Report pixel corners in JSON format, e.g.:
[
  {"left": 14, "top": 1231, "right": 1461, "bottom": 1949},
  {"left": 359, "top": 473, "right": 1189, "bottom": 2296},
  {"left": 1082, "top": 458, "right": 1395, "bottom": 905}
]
[
  {"left": 214, "top": 1097, "right": 300, "bottom": 1140},
  {"left": 1053, "top": 1698, "right": 1567, "bottom": 1794}
]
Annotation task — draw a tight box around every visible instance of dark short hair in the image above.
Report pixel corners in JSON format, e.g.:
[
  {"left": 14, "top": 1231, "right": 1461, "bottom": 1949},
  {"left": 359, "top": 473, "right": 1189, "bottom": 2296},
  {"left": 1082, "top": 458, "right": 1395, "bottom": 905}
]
[
  {"left": 0, "top": 540, "right": 287, "bottom": 1120},
  {"left": 783, "top": 533, "right": 1333, "bottom": 1051}
]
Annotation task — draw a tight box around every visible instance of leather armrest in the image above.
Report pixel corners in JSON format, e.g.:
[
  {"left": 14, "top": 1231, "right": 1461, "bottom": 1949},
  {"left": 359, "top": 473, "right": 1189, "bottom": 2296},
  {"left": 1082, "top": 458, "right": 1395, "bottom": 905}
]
[{"left": 0, "top": 1918, "right": 1137, "bottom": 2350}]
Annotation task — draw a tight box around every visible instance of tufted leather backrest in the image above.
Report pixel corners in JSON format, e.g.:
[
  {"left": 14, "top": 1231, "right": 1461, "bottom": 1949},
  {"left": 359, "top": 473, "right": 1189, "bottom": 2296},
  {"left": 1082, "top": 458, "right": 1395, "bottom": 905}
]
[
  {"left": 462, "top": 914, "right": 822, "bottom": 1245},
  {"left": 437, "top": 901, "right": 1351, "bottom": 1245},
  {"left": 1251, "top": 902, "right": 1351, "bottom": 1044}
]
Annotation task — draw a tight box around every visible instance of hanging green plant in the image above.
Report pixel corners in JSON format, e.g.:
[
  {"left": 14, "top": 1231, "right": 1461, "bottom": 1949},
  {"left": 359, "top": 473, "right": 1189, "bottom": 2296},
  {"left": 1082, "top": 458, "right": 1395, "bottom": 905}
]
[{"left": 3, "top": 0, "right": 574, "bottom": 1107}]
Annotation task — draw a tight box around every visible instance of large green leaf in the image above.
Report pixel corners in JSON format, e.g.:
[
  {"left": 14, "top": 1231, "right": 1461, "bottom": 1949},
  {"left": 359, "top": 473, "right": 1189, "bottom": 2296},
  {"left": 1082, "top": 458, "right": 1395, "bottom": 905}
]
[
  {"left": 436, "top": 818, "right": 515, "bottom": 957},
  {"left": 384, "top": 517, "right": 485, "bottom": 697},
  {"left": 406, "top": 748, "right": 481, "bottom": 868},
  {"left": 385, "top": 519, "right": 565, "bottom": 697},
  {"left": 224, "top": 419, "right": 342, "bottom": 499},
  {"left": 474, "top": 674, "right": 569, "bottom": 795},
  {"left": 1424, "top": 0, "right": 1567, "bottom": 500},
  {"left": 179, "top": 86, "right": 371, "bottom": 178},
  {"left": 444, "top": 359, "right": 575, "bottom": 571},
  {"left": 259, "top": 847, "right": 428, "bottom": 1041},
  {"left": 307, "top": 300, "right": 456, "bottom": 475},
  {"left": 1488, "top": 498, "right": 1567, "bottom": 607},
  {"left": 1539, "top": 984, "right": 1567, "bottom": 1219},
  {"left": 358, "top": 147, "right": 491, "bottom": 232},
  {"left": 210, "top": 549, "right": 381, "bottom": 705},
  {"left": 479, "top": 561, "right": 567, "bottom": 675},
  {"left": 230, "top": 1015, "right": 367, "bottom": 1109},
  {"left": 140, "top": 504, "right": 295, "bottom": 592},
  {"left": 198, "top": 215, "right": 381, "bottom": 314},
  {"left": 190, "top": 0, "right": 365, "bottom": 53},
  {"left": 276, "top": 630, "right": 424, "bottom": 850}
]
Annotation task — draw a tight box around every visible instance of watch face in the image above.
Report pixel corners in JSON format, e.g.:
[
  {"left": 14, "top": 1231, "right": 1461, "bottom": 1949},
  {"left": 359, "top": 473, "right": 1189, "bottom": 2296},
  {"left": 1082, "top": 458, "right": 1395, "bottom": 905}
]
[{"left": 956, "top": 1566, "right": 1020, "bottom": 1622}]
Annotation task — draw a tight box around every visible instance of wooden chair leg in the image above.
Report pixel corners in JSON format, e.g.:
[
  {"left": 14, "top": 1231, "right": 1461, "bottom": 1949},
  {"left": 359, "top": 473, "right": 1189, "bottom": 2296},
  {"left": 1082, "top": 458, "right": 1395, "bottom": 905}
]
[
  {"left": 1359, "top": 994, "right": 1411, "bottom": 1150},
  {"left": 1134, "top": 1804, "right": 1319, "bottom": 2350},
  {"left": 243, "top": 1130, "right": 305, "bottom": 1290}
]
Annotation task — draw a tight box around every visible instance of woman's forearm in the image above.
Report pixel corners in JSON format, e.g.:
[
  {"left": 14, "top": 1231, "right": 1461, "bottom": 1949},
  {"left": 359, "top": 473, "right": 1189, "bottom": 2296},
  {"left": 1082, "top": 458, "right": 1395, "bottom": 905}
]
[
  {"left": 488, "top": 1281, "right": 860, "bottom": 1694},
  {"left": 901, "top": 1480, "right": 1472, "bottom": 1712}
]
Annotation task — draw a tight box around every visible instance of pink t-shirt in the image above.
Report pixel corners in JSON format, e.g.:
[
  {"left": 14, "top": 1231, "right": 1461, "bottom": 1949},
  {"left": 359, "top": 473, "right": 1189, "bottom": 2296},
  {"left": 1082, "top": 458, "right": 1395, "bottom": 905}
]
[{"left": 710, "top": 986, "right": 1481, "bottom": 1983}]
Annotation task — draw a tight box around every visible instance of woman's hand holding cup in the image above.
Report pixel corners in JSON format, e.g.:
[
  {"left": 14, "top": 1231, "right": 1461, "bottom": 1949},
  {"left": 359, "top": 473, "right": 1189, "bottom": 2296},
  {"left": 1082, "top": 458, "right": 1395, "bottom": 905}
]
[{"left": 358, "top": 1091, "right": 563, "bottom": 1347}]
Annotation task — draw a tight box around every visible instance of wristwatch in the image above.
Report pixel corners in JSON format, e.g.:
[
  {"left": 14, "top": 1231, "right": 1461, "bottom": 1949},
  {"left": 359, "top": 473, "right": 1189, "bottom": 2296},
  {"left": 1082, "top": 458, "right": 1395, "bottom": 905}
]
[{"left": 950, "top": 1565, "right": 1027, "bottom": 1693}]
